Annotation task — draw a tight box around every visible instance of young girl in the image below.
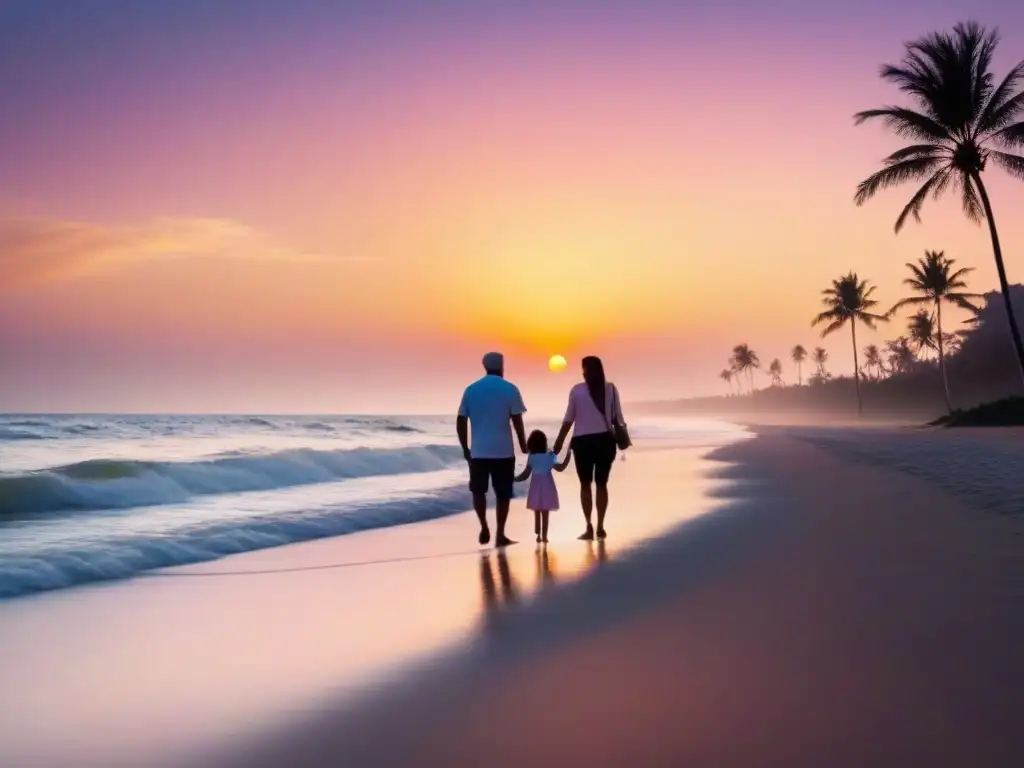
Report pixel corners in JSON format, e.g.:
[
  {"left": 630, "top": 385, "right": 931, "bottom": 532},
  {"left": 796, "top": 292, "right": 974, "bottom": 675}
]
[{"left": 515, "top": 430, "right": 572, "bottom": 543}]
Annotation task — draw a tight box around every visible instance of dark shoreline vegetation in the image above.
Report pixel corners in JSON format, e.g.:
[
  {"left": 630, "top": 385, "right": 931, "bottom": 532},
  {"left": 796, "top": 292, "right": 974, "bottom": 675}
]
[
  {"left": 702, "top": 22, "right": 1024, "bottom": 428},
  {"left": 928, "top": 397, "right": 1024, "bottom": 427},
  {"left": 641, "top": 286, "right": 1024, "bottom": 427}
]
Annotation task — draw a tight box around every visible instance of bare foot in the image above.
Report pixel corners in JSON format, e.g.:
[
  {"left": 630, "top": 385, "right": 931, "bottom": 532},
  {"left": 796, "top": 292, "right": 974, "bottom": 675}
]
[
  {"left": 596, "top": 527, "right": 607, "bottom": 540},
  {"left": 494, "top": 535, "right": 516, "bottom": 548},
  {"left": 578, "top": 526, "right": 594, "bottom": 541},
  {"left": 479, "top": 527, "right": 491, "bottom": 546}
]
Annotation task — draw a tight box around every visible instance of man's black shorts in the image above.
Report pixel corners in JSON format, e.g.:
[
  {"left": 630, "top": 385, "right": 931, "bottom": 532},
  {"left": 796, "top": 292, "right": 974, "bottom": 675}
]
[{"left": 468, "top": 457, "right": 516, "bottom": 500}]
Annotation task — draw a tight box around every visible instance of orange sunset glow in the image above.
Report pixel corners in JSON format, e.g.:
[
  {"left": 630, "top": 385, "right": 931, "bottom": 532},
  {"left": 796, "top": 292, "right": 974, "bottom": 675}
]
[{"left": 3, "top": 1, "right": 1024, "bottom": 413}]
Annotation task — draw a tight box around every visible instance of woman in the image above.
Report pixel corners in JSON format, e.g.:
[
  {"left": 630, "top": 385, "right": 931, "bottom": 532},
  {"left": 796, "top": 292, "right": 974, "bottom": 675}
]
[{"left": 552, "top": 356, "right": 625, "bottom": 540}]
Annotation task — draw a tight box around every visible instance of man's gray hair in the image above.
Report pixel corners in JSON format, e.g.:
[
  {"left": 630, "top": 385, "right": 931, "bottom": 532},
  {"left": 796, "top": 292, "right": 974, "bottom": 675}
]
[{"left": 482, "top": 352, "right": 504, "bottom": 373}]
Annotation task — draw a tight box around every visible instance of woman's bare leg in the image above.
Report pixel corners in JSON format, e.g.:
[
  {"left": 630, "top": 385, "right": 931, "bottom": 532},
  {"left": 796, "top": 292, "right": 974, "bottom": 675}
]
[
  {"left": 579, "top": 483, "right": 594, "bottom": 539},
  {"left": 540, "top": 511, "right": 549, "bottom": 542},
  {"left": 596, "top": 483, "right": 609, "bottom": 538}
]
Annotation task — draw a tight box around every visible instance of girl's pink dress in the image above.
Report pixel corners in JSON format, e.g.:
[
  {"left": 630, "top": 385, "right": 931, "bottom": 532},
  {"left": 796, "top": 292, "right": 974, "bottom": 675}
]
[{"left": 526, "top": 452, "right": 560, "bottom": 511}]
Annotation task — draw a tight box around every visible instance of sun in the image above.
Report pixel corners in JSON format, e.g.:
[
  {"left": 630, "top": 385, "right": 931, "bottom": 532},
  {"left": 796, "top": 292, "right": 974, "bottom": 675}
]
[{"left": 548, "top": 354, "right": 567, "bottom": 373}]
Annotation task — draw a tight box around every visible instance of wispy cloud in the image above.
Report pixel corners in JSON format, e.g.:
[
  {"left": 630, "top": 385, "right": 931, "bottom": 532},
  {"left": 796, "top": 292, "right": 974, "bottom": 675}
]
[{"left": 0, "top": 217, "right": 370, "bottom": 288}]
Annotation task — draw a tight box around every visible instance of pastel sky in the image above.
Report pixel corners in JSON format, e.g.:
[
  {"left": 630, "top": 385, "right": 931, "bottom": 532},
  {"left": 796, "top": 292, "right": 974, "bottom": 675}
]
[{"left": 3, "top": 0, "right": 1024, "bottom": 414}]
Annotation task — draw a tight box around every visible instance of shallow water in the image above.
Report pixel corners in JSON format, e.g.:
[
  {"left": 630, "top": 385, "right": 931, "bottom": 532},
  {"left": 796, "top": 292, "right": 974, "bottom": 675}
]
[{"left": 0, "top": 414, "right": 748, "bottom": 598}]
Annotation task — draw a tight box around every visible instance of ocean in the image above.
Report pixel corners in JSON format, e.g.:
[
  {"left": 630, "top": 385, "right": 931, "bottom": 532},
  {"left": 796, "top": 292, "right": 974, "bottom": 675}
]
[{"left": 0, "top": 413, "right": 747, "bottom": 599}]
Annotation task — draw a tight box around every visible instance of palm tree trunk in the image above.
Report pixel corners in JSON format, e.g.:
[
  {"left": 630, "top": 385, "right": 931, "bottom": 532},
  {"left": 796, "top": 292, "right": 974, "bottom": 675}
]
[
  {"left": 797, "top": 361, "right": 802, "bottom": 386},
  {"left": 972, "top": 172, "right": 1024, "bottom": 389},
  {"left": 936, "top": 299, "right": 952, "bottom": 414},
  {"left": 851, "top": 321, "right": 862, "bottom": 415}
]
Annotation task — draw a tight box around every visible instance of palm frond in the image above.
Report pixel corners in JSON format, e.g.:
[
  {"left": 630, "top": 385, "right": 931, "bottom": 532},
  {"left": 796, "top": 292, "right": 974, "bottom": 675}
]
[
  {"left": 888, "top": 296, "right": 930, "bottom": 316},
  {"left": 907, "top": 261, "right": 927, "bottom": 280},
  {"left": 929, "top": 166, "right": 955, "bottom": 200},
  {"left": 891, "top": 167, "right": 950, "bottom": 230},
  {"left": 977, "top": 59, "right": 1024, "bottom": 133},
  {"left": 854, "top": 157, "right": 945, "bottom": 206},
  {"left": 946, "top": 265, "right": 974, "bottom": 286},
  {"left": 853, "top": 107, "right": 953, "bottom": 142},
  {"left": 949, "top": 294, "right": 983, "bottom": 313},
  {"left": 882, "top": 144, "right": 949, "bottom": 163},
  {"left": 989, "top": 150, "right": 1024, "bottom": 181},
  {"left": 993, "top": 120, "right": 1024, "bottom": 148},
  {"left": 966, "top": 22, "right": 999, "bottom": 118},
  {"left": 957, "top": 173, "right": 984, "bottom": 222},
  {"left": 857, "top": 311, "right": 888, "bottom": 329},
  {"left": 811, "top": 309, "right": 843, "bottom": 327},
  {"left": 819, "top": 317, "right": 848, "bottom": 337}
]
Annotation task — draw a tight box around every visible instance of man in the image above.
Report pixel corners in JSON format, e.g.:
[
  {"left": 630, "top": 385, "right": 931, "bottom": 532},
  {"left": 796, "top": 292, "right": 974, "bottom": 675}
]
[{"left": 457, "top": 352, "right": 528, "bottom": 547}]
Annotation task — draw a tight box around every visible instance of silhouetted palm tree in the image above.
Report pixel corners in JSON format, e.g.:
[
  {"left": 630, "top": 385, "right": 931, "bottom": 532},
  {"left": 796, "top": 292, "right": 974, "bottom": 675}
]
[
  {"left": 730, "top": 344, "right": 760, "bottom": 394},
  {"left": 908, "top": 309, "right": 939, "bottom": 357},
  {"left": 719, "top": 368, "right": 735, "bottom": 394},
  {"left": 768, "top": 358, "right": 783, "bottom": 386},
  {"left": 884, "top": 336, "right": 917, "bottom": 374},
  {"left": 812, "top": 273, "right": 887, "bottom": 414},
  {"left": 889, "top": 250, "right": 982, "bottom": 411},
  {"left": 944, "top": 331, "right": 965, "bottom": 355},
  {"left": 791, "top": 345, "right": 807, "bottom": 385},
  {"left": 811, "top": 347, "right": 830, "bottom": 382},
  {"left": 853, "top": 21, "right": 1024, "bottom": 384},
  {"left": 863, "top": 344, "right": 883, "bottom": 379}
]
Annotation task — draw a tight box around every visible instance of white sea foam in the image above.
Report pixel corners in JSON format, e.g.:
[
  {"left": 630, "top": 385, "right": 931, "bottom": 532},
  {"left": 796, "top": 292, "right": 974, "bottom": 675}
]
[{"left": 0, "top": 444, "right": 463, "bottom": 518}]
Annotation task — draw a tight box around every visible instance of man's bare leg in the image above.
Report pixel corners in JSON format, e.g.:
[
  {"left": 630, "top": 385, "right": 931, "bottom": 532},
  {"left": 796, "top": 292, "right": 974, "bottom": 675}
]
[
  {"left": 473, "top": 492, "right": 490, "bottom": 545},
  {"left": 494, "top": 497, "right": 515, "bottom": 547}
]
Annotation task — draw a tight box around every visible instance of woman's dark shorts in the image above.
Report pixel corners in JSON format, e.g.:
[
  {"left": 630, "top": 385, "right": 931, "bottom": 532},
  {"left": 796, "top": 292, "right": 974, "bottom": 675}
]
[{"left": 570, "top": 432, "right": 617, "bottom": 486}]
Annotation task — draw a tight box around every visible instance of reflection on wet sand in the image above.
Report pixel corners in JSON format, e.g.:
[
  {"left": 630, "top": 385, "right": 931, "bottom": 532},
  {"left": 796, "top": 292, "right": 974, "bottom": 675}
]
[
  {"left": 479, "top": 552, "right": 518, "bottom": 615},
  {"left": 585, "top": 539, "right": 609, "bottom": 568},
  {"left": 536, "top": 546, "right": 556, "bottom": 589},
  {"left": 479, "top": 539, "right": 612, "bottom": 625}
]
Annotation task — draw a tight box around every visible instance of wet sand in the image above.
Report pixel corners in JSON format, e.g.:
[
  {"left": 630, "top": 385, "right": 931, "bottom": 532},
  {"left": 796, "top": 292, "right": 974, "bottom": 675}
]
[{"left": 216, "top": 429, "right": 1024, "bottom": 768}]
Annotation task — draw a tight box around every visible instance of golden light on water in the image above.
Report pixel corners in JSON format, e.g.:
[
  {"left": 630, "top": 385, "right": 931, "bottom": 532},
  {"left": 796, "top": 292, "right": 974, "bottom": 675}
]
[{"left": 548, "top": 355, "right": 567, "bottom": 373}]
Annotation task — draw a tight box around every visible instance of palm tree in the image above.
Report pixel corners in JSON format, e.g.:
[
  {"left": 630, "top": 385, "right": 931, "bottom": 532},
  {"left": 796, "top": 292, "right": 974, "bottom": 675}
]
[
  {"left": 863, "top": 344, "right": 883, "bottom": 380},
  {"left": 768, "top": 358, "right": 784, "bottom": 386},
  {"left": 730, "top": 344, "right": 760, "bottom": 394},
  {"left": 888, "top": 251, "right": 982, "bottom": 411},
  {"left": 806, "top": 348, "right": 831, "bottom": 385},
  {"left": 884, "top": 336, "right": 917, "bottom": 374},
  {"left": 944, "top": 331, "right": 965, "bottom": 355},
  {"left": 907, "top": 309, "right": 939, "bottom": 358},
  {"left": 791, "top": 345, "right": 807, "bottom": 385},
  {"left": 719, "top": 368, "right": 735, "bottom": 394},
  {"left": 811, "top": 347, "right": 830, "bottom": 383},
  {"left": 812, "top": 273, "right": 888, "bottom": 414},
  {"left": 853, "top": 21, "right": 1024, "bottom": 385}
]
